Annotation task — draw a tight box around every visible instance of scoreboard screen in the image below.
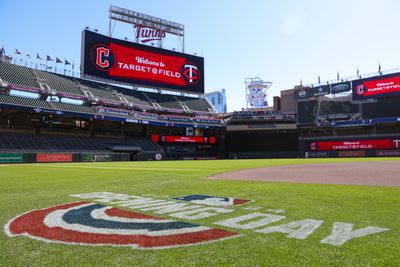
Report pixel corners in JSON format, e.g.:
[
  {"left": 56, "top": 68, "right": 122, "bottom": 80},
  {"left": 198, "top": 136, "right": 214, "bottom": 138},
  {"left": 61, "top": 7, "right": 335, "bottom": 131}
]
[
  {"left": 151, "top": 135, "right": 216, "bottom": 144},
  {"left": 81, "top": 30, "right": 204, "bottom": 94},
  {"left": 353, "top": 73, "right": 400, "bottom": 100}
]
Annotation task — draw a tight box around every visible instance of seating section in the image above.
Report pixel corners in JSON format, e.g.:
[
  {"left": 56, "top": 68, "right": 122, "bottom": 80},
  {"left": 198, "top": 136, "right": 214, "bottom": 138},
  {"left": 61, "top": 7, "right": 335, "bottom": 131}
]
[
  {"left": 104, "top": 137, "right": 162, "bottom": 152},
  {"left": 35, "top": 71, "right": 84, "bottom": 95},
  {"left": 0, "top": 94, "right": 53, "bottom": 109},
  {"left": 122, "top": 94, "right": 152, "bottom": 107},
  {"left": 146, "top": 92, "right": 184, "bottom": 110},
  {"left": 177, "top": 95, "right": 214, "bottom": 112},
  {"left": 0, "top": 63, "right": 39, "bottom": 88},
  {"left": 106, "top": 85, "right": 152, "bottom": 106},
  {"left": 0, "top": 132, "right": 163, "bottom": 153},
  {"left": 76, "top": 79, "right": 119, "bottom": 101},
  {"left": 0, "top": 62, "right": 216, "bottom": 116},
  {"left": 52, "top": 102, "right": 94, "bottom": 114}
]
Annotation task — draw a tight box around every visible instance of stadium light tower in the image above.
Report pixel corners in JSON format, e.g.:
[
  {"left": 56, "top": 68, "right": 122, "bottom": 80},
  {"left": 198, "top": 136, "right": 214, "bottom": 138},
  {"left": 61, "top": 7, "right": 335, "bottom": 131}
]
[{"left": 245, "top": 77, "right": 272, "bottom": 109}]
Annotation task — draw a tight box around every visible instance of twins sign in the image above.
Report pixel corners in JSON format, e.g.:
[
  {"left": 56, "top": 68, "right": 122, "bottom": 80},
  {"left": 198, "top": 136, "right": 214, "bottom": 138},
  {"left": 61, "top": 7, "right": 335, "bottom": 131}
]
[
  {"left": 5, "top": 192, "right": 389, "bottom": 249},
  {"left": 82, "top": 30, "right": 204, "bottom": 94}
]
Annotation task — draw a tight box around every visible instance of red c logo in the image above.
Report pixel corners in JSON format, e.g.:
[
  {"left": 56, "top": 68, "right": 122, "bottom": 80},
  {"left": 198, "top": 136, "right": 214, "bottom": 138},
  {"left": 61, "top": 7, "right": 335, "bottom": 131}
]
[
  {"left": 90, "top": 44, "right": 115, "bottom": 71},
  {"left": 96, "top": 47, "right": 110, "bottom": 68},
  {"left": 310, "top": 142, "right": 317, "bottom": 151}
]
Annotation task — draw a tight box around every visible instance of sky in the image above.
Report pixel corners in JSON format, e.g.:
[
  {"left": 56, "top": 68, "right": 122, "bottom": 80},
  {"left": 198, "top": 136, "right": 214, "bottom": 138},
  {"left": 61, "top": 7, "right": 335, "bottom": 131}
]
[{"left": 2, "top": 0, "right": 400, "bottom": 111}]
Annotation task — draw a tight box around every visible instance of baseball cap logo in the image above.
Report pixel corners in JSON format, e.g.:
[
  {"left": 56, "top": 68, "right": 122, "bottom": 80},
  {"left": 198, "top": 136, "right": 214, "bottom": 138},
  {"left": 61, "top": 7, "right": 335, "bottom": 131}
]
[{"left": 181, "top": 63, "right": 199, "bottom": 85}]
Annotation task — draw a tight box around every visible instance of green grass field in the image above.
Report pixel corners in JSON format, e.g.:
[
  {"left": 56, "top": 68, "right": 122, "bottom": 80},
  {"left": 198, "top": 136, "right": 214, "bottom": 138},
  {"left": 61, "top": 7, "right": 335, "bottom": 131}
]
[{"left": 1, "top": 158, "right": 399, "bottom": 266}]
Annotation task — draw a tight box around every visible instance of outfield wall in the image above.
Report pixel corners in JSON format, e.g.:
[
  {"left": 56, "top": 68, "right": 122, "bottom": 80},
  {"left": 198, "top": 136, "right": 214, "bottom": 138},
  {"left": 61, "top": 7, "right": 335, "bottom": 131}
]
[{"left": 0, "top": 152, "right": 130, "bottom": 164}]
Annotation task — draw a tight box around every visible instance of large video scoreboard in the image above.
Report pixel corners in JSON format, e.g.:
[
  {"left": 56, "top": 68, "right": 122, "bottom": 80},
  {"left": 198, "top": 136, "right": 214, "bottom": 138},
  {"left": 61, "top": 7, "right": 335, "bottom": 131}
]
[
  {"left": 81, "top": 30, "right": 204, "bottom": 94},
  {"left": 352, "top": 72, "right": 400, "bottom": 100}
]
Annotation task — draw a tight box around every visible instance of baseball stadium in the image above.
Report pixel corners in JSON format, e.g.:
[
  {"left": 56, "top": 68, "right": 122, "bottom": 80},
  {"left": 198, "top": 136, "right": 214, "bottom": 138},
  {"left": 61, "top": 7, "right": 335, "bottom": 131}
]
[{"left": 1, "top": 2, "right": 399, "bottom": 266}]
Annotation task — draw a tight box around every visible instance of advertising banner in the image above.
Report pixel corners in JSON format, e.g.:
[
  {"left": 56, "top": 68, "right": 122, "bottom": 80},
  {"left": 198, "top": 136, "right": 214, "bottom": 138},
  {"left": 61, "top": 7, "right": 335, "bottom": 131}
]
[
  {"left": 81, "top": 30, "right": 204, "bottom": 94},
  {"left": 338, "top": 151, "right": 366, "bottom": 157},
  {"left": 310, "top": 139, "right": 400, "bottom": 151},
  {"left": 353, "top": 73, "right": 400, "bottom": 100},
  {"left": 330, "top": 82, "right": 351, "bottom": 94},
  {"left": 306, "top": 151, "right": 329, "bottom": 158},
  {"left": 295, "top": 87, "right": 311, "bottom": 100},
  {"left": 376, "top": 150, "right": 400, "bottom": 157},
  {"left": 152, "top": 134, "right": 216, "bottom": 144},
  {"left": 310, "top": 85, "right": 330, "bottom": 97},
  {"left": 0, "top": 153, "right": 23, "bottom": 163},
  {"left": 37, "top": 153, "right": 73, "bottom": 163}
]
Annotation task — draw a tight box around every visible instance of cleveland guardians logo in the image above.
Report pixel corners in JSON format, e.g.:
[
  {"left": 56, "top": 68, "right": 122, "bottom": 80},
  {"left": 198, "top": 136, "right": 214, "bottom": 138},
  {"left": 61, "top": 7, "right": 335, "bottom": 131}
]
[
  {"left": 4, "top": 202, "right": 238, "bottom": 249},
  {"left": 356, "top": 84, "right": 366, "bottom": 95},
  {"left": 181, "top": 63, "right": 200, "bottom": 85},
  {"left": 310, "top": 142, "right": 317, "bottom": 151},
  {"left": 90, "top": 45, "right": 115, "bottom": 71}
]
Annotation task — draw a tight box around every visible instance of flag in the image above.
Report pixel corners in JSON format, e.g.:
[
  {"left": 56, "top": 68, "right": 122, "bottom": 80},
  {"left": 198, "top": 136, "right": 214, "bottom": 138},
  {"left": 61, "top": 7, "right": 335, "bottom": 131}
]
[
  {"left": 318, "top": 75, "right": 321, "bottom": 84},
  {"left": 0, "top": 45, "right": 4, "bottom": 61},
  {"left": 378, "top": 63, "right": 381, "bottom": 73},
  {"left": 65, "top": 59, "right": 71, "bottom": 65},
  {"left": 72, "top": 61, "right": 74, "bottom": 70},
  {"left": 26, "top": 53, "right": 31, "bottom": 59},
  {"left": 56, "top": 57, "right": 62, "bottom": 64},
  {"left": 357, "top": 66, "right": 359, "bottom": 77},
  {"left": 47, "top": 55, "right": 53, "bottom": 61},
  {"left": 37, "top": 53, "right": 42, "bottom": 60},
  {"left": 337, "top": 71, "right": 340, "bottom": 80},
  {"left": 14, "top": 48, "right": 21, "bottom": 55}
]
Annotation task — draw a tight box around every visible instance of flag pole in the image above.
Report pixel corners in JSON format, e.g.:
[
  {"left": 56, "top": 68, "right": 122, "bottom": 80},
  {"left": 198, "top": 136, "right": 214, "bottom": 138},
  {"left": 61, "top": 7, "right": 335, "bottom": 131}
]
[{"left": 1, "top": 44, "right": 4, "bottom": 62}]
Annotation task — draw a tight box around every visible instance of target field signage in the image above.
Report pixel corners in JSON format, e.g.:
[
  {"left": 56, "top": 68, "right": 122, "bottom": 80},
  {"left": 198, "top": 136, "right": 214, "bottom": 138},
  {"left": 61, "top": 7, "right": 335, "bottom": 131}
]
[{"left": 81, "top": 30, "right": 204, "bottom": 94}]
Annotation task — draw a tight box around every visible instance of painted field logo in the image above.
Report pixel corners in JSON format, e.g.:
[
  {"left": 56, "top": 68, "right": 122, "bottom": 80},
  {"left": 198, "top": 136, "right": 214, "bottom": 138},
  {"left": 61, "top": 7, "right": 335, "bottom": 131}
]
[
  {"left": 173, "top": 195, "right": 250, "bottom": 207},
  {"left": 4, "top": 201, "right": 238, "bottom": 249}
]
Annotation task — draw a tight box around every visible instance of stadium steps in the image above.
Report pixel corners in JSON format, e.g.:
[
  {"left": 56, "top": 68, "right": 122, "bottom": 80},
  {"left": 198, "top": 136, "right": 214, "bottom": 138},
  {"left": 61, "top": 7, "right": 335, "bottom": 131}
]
[
  {"left": 75, "top": 79, "right": 119, "bottom": 101},
  {"left": 34, "top": 70, "right": 84, "bottom": 96}
]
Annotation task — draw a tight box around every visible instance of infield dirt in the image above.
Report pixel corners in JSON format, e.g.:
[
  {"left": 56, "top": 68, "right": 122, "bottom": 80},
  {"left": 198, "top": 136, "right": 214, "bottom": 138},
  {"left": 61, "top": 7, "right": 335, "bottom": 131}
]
[{"left": 209, "top": 161, "right": 400, "bottom": 186}]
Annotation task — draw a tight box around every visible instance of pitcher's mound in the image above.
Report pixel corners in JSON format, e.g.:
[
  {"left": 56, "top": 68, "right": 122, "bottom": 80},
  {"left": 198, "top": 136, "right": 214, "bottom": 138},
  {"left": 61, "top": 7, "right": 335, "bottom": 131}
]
[{"left": 209, "top": 161, "right": 400, "bottom": 186}]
